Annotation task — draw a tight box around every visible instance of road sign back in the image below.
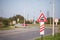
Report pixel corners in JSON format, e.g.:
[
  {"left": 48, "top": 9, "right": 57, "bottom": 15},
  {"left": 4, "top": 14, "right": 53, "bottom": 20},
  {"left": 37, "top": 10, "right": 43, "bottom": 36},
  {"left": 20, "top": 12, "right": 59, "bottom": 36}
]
[
  {"left": 37, "top": 13, "right": 47, "bottom": 22},
  {"left": 54, "top": 18, "right": 58, "bottom": 23}
]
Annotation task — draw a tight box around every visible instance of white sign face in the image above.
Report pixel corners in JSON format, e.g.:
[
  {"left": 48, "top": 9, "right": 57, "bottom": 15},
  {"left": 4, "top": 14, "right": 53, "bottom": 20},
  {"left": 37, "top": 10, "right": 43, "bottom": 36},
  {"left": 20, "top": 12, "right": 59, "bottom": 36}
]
[
  {"left": 13, "top": 21, "right": 16, "bottom": 24},
  {"left": 54, "top": 19, "right": 58, "bottom": 23},
  {"left": 17, "top": 18, "right": 19, "bottom": 22}
]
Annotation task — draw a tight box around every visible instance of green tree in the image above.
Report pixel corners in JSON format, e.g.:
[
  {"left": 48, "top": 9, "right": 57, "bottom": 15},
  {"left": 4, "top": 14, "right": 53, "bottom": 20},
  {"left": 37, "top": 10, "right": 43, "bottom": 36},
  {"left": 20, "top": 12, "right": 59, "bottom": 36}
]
[
  {"left": 3, "top": 18, "right": 9, "bottom": 27},
  {"left": 9, "top": 15, "right": 24, "bottom": 23},
  {"left": 46, "top": 17, "right": 53, "bottom": 24}
]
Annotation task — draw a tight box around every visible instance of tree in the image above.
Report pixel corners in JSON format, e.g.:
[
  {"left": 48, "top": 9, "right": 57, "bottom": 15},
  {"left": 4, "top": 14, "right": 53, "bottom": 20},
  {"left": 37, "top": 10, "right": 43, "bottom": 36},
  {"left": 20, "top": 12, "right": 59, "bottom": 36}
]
[
  {"left": 58, "top": 19, "right": 60, "bottom": 24},
  {"left": 9, "top": 15, "right": 24, "bottom": 23},
  {"left": 3, "top": 18, "right": 9, "bottom": 27},
  {"left": 46, "top": 17, "right": 53, "bottom": 24}
]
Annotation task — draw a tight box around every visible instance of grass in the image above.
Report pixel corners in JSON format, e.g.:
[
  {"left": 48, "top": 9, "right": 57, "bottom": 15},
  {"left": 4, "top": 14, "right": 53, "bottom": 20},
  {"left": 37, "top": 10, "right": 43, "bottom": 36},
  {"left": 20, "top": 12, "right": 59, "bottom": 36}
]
[
  {"left": 0, "top": 27, "right": 11, "bottom": 30},
  {"left": 35, "top": 33, "right": 60, "bottom": 40},
  {"left": 28, "top": 24, "right": 52, "bottom": 27},
  {"left": 28, "top": 24, "right": 51, "bottom": 27},
  {"left": 0, "top": 26, "right": 15, "bottom": 30},
  {"left": 28, "top": 24, "right": 40, "bottom": 26}
]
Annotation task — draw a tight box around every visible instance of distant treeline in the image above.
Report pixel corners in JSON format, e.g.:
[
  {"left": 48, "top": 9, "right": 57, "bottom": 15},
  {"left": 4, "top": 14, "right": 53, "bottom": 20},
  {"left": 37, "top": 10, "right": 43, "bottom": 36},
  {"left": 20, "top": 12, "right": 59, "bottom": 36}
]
[
  {"left": 0, "top": 15, "right": 32, "bottom": 28},
  {"left": 46, "top": 17, "right": 60, "bottom": 24},
  {"left": 36, "top": 17, "right": 60, "bottom": 24},
  {"left": 0, "top": 15, "right": 60, "bottom": 28}
]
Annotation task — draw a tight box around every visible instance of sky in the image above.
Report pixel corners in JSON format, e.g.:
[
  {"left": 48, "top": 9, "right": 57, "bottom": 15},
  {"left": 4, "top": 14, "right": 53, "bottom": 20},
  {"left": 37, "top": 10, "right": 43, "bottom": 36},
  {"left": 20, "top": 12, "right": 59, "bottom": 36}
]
[{"left": 0, "top": 0, "right": 60, "bottom": 20}]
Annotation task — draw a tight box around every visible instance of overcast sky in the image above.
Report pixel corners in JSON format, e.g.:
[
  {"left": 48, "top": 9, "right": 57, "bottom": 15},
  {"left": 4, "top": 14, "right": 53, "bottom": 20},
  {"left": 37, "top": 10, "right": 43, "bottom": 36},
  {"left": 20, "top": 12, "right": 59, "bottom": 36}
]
[{"left": 0, "top": 0, "right": 60, "bottom": 20}]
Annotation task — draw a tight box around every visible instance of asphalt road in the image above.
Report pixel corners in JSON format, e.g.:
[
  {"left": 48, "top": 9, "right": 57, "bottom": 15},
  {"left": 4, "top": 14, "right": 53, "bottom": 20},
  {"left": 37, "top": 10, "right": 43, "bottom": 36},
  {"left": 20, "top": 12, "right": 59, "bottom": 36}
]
[{"left": 0, "top": 27, "right": 56, "bottom": 40}]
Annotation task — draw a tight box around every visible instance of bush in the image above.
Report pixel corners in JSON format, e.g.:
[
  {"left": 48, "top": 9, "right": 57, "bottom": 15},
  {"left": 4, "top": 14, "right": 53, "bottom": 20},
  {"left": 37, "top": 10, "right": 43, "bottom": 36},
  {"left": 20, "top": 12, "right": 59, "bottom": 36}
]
[
  {"left": 25, "top": 21, "right": 32, "bottom": 24},
  {"left": 0, "top": 22, "right": 4, "bottom": 28},
  {"left": 2, "top": 19, "right": 9, "bottom": 27}
]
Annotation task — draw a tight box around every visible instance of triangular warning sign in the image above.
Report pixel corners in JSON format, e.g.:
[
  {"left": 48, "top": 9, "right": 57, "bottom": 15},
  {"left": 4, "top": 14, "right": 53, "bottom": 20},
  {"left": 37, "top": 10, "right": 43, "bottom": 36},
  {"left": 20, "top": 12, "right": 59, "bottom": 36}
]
[{"left": 37, "top": 12, "right": 47, "bottom": 22}]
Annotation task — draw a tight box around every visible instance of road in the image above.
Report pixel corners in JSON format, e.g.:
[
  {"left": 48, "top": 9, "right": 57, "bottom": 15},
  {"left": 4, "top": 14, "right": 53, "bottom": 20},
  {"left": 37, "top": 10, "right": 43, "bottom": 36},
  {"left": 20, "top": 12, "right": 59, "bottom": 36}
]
[{"left": 0, "top": 26, "right": 57, "bottom": 40}]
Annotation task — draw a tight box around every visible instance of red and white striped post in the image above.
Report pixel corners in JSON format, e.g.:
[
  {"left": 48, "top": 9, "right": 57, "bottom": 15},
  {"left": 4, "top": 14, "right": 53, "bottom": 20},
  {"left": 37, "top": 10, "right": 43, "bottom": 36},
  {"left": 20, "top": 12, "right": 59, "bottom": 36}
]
[
  {"left": 37, "top": 12, "right": 47, "bottom": 40},
  {"left": 40, "top": 22, "right": 44, "bottom": 35},
  {"left": 40, "top": 22, "right": 44, "bottom": 40}
]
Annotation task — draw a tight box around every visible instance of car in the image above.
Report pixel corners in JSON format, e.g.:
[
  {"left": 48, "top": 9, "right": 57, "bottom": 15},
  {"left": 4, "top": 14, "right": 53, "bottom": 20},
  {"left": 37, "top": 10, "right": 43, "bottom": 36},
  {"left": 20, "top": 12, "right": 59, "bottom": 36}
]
[{"left": 22, "top": 23, "right": 28, "bottom": 26}]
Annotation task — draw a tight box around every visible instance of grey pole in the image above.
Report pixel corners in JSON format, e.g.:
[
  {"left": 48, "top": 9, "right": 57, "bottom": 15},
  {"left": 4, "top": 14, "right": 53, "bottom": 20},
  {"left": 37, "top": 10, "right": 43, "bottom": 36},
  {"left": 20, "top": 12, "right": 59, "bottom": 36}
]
[{"left": 52, "top": 0, "right": 54, "bottom": 36}]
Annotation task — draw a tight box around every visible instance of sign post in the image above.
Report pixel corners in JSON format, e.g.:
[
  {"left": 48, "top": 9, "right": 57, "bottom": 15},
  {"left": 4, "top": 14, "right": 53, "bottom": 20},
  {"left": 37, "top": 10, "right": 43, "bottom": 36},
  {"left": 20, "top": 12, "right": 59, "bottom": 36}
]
[
  {"left": 40, "top": 22, "right": 44, "bottom": 40},
  {"left": 37, "top": 12, "right": 47, "bottom": 40}
]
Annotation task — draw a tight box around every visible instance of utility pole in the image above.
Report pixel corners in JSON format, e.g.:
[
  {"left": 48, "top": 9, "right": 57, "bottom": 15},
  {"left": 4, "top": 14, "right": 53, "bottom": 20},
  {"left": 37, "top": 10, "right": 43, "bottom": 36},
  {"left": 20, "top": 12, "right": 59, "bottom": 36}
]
[
  {"left": 24, "top": 9, "right": 25, "bottom": 27},
  {"left": 52, "top": 0, "right": 54, "bottom": 36},
  {"left": 50, "top": 0, "right": 52, "bottom": 27}
]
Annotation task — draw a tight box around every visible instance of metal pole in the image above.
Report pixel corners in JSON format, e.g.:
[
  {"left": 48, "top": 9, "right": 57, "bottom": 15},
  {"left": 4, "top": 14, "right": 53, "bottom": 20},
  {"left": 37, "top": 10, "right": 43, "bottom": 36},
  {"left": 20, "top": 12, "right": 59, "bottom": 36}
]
[
  {"left": 50, "top": 16, "right": 51, "bottom": 26},
  {"left": 56, "top": 22, "right": 57, "bottom": 26},
  {"left": 27, "top": 14, "right": 28, "bottom": 20},
  {"left": 52, "top": 0, "right": 54, "bottom": 36},
  {"left": 50, "top": 0, "right": 52, "bottom": 27},
  {"left": 41, "top": 35, "right": 43, "bottom": 40},
  {"left": 24, "top": 9, "right": 25, "bottom": 27}
]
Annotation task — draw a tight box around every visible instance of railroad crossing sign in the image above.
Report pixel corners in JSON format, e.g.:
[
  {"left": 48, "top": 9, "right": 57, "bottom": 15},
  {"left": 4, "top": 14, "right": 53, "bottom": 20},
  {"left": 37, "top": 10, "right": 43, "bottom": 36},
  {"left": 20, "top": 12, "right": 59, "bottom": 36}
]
[
  {"left": 37, "top": 13, "right": 47, "bottom": 22},
  {"left": 37, "top": 12, "right": 47, "bottom": 35}
]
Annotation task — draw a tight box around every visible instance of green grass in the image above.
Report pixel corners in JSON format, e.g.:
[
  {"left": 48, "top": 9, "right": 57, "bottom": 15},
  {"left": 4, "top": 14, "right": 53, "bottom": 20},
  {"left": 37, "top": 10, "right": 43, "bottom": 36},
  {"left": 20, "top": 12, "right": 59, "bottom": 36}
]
[
  {"left": 0, "top": 27, "right": 11, "bottom": 30},
  {"left": 35, "top": 33, "right": 60, "bottom": 40},
  {"left": 28, "top": 24, "right": 40, "bottom": 26},
  {"left": 0, "top": 26, "right": 15, "bottom": 30}
]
